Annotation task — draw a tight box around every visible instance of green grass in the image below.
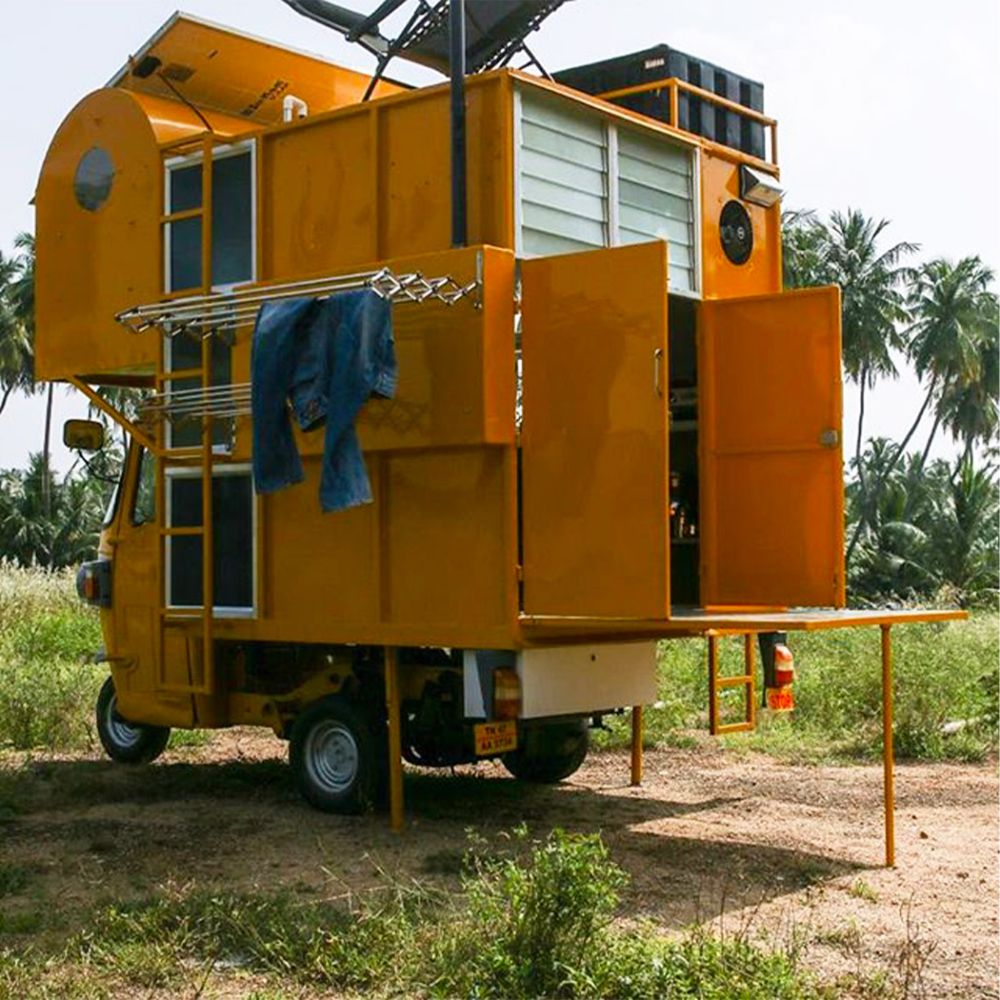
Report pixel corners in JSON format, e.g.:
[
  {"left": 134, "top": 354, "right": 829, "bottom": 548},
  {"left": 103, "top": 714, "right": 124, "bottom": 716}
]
[
  {"left": 0, "top": 566, "right": 212, "bottom": 753},
  {"left": 0, "top": 828, "right": 831, "bottom": 1000},
  {"left": 594, "top": 613, "right": 999, "bottom": 763},
  {"left": 0, "top": 567, "right": 103, "bottom": 752},
  {"left": 2, "top": 564, "right": 996, "bottom": 762}
]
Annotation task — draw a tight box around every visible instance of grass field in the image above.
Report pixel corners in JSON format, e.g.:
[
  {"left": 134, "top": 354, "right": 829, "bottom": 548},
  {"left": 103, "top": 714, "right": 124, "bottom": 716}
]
[
  {"left": 0, "top": 564, "right": 996, "bottom": 998},
  {"left": 1, "top": 564, "right": 996, "bottom": 762},
  {"left": 0, "top": 826, "right": 841, "bottom": 1000}
]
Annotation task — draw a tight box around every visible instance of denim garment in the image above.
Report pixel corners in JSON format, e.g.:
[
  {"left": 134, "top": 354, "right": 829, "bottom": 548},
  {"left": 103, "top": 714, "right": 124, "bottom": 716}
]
[{"left": 250, "top": 290, "right": 396, "bottom": 513}]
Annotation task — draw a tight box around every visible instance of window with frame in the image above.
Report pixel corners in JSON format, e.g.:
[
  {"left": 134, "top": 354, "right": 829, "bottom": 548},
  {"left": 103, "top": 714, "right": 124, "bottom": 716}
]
[
  {"left": 165, "top": 144, "right": 255, "bottom": 293},
  {"left": 166, "top": 468, "right": 255, "bottom": 613},
  {"left": 163, "top": 143, "right": 253, "bottom": 449}
]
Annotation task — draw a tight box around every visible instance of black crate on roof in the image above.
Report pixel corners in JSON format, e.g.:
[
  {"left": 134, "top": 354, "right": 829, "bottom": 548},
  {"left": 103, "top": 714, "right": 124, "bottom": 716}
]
[{"left": 554, "top": 44, "right": 765, "bottom": 160}]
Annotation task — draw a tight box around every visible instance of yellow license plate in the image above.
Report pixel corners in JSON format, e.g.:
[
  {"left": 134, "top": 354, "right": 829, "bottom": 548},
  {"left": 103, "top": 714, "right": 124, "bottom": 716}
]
[
  {"left": 474, "top": 720, "right": 518, "bottom": 756},
  {"left": 766, "top": 687, "right": 795, "bottom": 712}
]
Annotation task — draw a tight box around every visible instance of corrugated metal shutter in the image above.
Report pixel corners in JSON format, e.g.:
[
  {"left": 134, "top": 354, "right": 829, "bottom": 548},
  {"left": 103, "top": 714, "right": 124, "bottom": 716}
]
[{"left": 517, "top": 87, "right": 698, "bottom": 295}]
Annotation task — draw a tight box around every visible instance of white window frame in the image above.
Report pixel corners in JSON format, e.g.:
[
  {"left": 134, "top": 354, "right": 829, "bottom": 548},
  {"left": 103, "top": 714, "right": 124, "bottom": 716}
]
[
  {"left": 164, "top": 462, "right": 258, "bottom": 618},
  {"left": 163, "top": 138, "right": 258, "bottom": 296},
  {"left": 163, "top": 140, "right": 255, "bottom": 452}
]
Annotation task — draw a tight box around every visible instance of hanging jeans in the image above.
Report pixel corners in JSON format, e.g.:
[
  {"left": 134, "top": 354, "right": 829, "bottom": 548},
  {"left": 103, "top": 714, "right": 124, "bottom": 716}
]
[{"left": 250, "top": 289, "right": 396, "bottom": 512}]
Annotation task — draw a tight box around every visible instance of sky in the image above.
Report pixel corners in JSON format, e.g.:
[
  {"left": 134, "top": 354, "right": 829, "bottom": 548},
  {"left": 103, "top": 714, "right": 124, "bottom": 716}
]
[{"left": 0, "top": 0, "right": 997, "bottom": 473}]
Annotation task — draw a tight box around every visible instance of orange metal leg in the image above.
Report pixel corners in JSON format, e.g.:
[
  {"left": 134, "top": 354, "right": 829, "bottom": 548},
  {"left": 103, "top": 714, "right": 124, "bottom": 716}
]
[
  {"left": 881, "top": 625, "right": 895, "bottom": 867},
  {"left": 707, "top": 634, "right": 720, "bottom": 734},
  {"left": 630, "top": 705, "right": 643, "bottom": 786},
  {"left": 385, "top": 646, "right": 404, "bottom": 833}
]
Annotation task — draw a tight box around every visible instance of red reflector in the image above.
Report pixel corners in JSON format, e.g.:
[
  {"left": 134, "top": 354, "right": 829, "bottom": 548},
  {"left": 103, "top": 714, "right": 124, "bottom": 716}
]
[
  {"left": 773, "top": 643, "right": 794, "bottom": 687},
  {"left": 83, "top": 574, "right": 98, "bottom": 601},
  {"left": 774, "top": 666, "right": 795, "bottom": 687}
]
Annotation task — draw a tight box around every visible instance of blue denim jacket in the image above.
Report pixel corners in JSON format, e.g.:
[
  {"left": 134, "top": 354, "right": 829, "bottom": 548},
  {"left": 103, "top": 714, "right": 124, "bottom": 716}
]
[{"left": 250, "top": 290, "right": 396, "bottom": 512}]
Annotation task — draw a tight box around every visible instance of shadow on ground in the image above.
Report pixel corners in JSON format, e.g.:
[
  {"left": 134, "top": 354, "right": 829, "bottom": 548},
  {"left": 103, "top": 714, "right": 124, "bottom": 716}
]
[{"left": 0, "top": 749, "right": 864, "bottom": 932}]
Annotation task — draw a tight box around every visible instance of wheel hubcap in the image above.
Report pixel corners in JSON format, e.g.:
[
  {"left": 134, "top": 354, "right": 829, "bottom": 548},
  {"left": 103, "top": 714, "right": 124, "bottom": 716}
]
[
  {"left": 105, "top": 694, "right": 142, "bottom": 750},
  {"left": 305, "top": 720, "right": 359, "bottom": 794}
]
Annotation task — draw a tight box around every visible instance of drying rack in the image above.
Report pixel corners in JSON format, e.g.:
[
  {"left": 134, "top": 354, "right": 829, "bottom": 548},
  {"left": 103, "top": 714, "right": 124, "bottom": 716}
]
[
  {"left": 115, "top": 266, "right": 482, "bottom": 339},
  {"left": 119, "top": 264, "right": 482, "bottom": 426}
]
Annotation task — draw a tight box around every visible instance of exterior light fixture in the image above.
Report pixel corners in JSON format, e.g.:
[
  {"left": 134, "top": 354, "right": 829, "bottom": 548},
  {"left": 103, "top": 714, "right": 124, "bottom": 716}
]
[{"left": 739, "top": 164, "right": 784, "bottom": 208}]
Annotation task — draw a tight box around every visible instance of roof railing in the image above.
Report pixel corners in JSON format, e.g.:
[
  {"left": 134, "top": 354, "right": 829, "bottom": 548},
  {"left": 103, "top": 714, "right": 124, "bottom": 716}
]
[{"left": 597, "top": 76, "right": 779, "bottom": 171}]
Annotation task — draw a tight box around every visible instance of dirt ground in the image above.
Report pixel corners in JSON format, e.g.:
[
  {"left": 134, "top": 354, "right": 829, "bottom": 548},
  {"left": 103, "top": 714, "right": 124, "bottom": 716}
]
[{"left": 2, "top": 730, "right": 997, "bottom": 998}]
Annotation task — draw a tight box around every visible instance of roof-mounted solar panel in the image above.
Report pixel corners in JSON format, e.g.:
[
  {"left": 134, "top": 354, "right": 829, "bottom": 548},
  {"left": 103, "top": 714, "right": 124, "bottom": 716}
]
[{"left": 280, "top": 0, "right": 569, "bottom": 87}]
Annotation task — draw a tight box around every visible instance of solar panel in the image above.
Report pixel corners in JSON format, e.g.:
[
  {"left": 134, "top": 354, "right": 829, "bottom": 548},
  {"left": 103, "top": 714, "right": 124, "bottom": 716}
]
[
  {"left": 280, "top": 0, "right": 569, "bottom": 78},
  {"left": 398, "top": 0, "right": 568, "bottom": 74}
]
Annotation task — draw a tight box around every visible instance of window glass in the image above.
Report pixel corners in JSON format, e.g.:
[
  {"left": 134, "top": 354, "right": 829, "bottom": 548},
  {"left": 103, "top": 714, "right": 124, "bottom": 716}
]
[
  {"left": 166, "top": 150, "right": 252, "bottom": 293},
  {"left": 74, "top": 147, "right": 115, "bottom": 212},
  {"left": 211, "top": 153, "right": 253, "bottom": 287},
  {"left": 101, "top": 479, "right": 121, "bottom": 528},
  {"left": 169, "top": 217, "right": 202, "bottom": 292},
  {"left": 170, "top": 164, "right": 202, "bottom": 212},
  {"left": 132, "top": 449, "right": 156, "bottom": 525},
  {"left": 168, "top": 473, "right": 253, "bottom": 610},
  {"left": 166, "top": 335, "right": 232, "bottom": 449}
]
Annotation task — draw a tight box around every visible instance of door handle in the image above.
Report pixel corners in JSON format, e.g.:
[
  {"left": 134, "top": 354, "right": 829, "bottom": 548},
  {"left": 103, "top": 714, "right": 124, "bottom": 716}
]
[
  {"left": 653, "top": 348, "right": 664, "bottom": 397},
  {"left": 819, "top": 428, "right": 840, "bottom": 448}
]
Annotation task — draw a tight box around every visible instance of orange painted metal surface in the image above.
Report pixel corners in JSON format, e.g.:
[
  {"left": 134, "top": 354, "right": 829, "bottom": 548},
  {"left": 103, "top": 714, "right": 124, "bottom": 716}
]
[
  {"left": 698, "top": 286, "right": 845, "bottom": 608},
  {"left": 260, "top": 74, "right": 513, "bottom": 277},
  {"left": 520, "top": 242, "right": 670, "bottom": 619},
  {"left": 700, "top": 150, "right": 782, "bottom": 299},
  {"left": 34, "top": 89, "right": 163, "bottom": 382}
]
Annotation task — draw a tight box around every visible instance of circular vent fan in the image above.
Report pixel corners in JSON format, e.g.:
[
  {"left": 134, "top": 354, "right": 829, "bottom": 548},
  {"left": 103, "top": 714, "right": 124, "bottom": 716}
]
[{"left": 719, "top": 200, "right": 753, "bottom": 265}]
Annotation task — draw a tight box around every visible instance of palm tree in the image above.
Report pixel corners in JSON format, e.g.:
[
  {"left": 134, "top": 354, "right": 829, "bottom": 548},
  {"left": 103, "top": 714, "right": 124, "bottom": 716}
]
[
  {"left": 905, "top": 257, "right": 997, "bottom": 474},
  {"left": 922, "top": 456, "right": 999, "bottom": 607},
  {"left": 0, "top": 233, "right": 51, "bottom": 516},
  {"left": 781, "top": 209, "right": 827, "bottom": 288},
  {"left": 824, "top": 210, "right": 917, "bottom": 490},
  {"left": 782, "top": 208, "right": 917, "bottom": 512},
  {"left": 0, "top": 246, "right": 34, "bottom": 419}
]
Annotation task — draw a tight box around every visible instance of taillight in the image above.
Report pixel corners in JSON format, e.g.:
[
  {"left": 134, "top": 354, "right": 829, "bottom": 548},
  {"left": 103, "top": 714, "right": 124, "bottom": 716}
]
[
  {"left": 492, "top": 667, "right": 521, "bottom": 720},
  {"left": 76, "top": 559, "right": 112, "bottom": 608}
]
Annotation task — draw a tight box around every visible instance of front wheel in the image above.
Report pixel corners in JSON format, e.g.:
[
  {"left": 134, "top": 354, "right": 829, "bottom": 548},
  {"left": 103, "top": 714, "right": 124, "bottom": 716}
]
[
  {"left": 289, "top": 696, "right": 382, "bottom": 814},
  {"left": 502, "top": 719, "right": 589, "bottom": 783},
  {"left": 95, "top": 677, "right": 171, "bottom": 764}
]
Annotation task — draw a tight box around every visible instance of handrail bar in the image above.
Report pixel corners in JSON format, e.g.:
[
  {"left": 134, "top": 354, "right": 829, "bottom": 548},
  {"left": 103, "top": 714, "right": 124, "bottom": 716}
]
[{"left": 596, "top": 76, "right": 778, "bottom": 167}]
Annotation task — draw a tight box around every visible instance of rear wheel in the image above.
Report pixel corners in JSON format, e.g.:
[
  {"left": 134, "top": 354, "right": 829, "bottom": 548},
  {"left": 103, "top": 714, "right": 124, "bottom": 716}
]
[
  {"left": 290, "top": 696, "right": 382, "bottom": 814},
  {"left": 95, "top": 677, "right": 171, "bottom": 764},
  {"left": 502, "top": 718, "right": 589, "bottom": 783}
]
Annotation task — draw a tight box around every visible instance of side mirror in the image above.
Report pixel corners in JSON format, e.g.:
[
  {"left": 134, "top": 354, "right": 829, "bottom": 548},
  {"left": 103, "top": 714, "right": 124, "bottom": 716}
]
[{"left": 63, "top": 419, "right": 105, "bottom": 452}]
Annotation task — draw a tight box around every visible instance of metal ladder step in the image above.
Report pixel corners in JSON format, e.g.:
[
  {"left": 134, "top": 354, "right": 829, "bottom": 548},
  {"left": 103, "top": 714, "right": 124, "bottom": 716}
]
[{"left": 708, "top": 634, "right": 757, "bottom": 735}]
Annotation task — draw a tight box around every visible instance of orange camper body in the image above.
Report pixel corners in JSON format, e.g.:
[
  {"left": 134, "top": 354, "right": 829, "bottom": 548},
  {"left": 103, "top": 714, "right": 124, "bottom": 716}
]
[{"left": 34, "top": 12, "right": 963, "bottom": 820}]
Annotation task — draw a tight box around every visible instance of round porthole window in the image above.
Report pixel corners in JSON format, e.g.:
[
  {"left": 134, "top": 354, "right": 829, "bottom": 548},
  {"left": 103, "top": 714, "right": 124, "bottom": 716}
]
[
  {"left": 74, "top": 147, "right": 115, "bottom": 212},
  {"left": 719, "top": 199, "right": 753, "bottom": 265}
]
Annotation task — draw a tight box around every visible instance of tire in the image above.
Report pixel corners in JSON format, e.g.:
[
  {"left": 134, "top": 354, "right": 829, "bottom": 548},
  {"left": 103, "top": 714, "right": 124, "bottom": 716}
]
[
  {"left": 290, "top": 695, "right": 382, "bottom": 814},
  {"left": 502, "top": 718, "right": 589, "bottom": 783},
  {"left": 95, "top": 676, "right": 171, "bottom": 764}
]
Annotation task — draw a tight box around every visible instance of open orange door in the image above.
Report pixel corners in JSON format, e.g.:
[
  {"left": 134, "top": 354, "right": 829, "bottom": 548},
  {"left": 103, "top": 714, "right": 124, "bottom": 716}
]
[
  {"left": 699, "top": 286, "right": 845, "bottom": 608},
  {"left": 521, "top": 242, "right": 669, "bottom": 618}
]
